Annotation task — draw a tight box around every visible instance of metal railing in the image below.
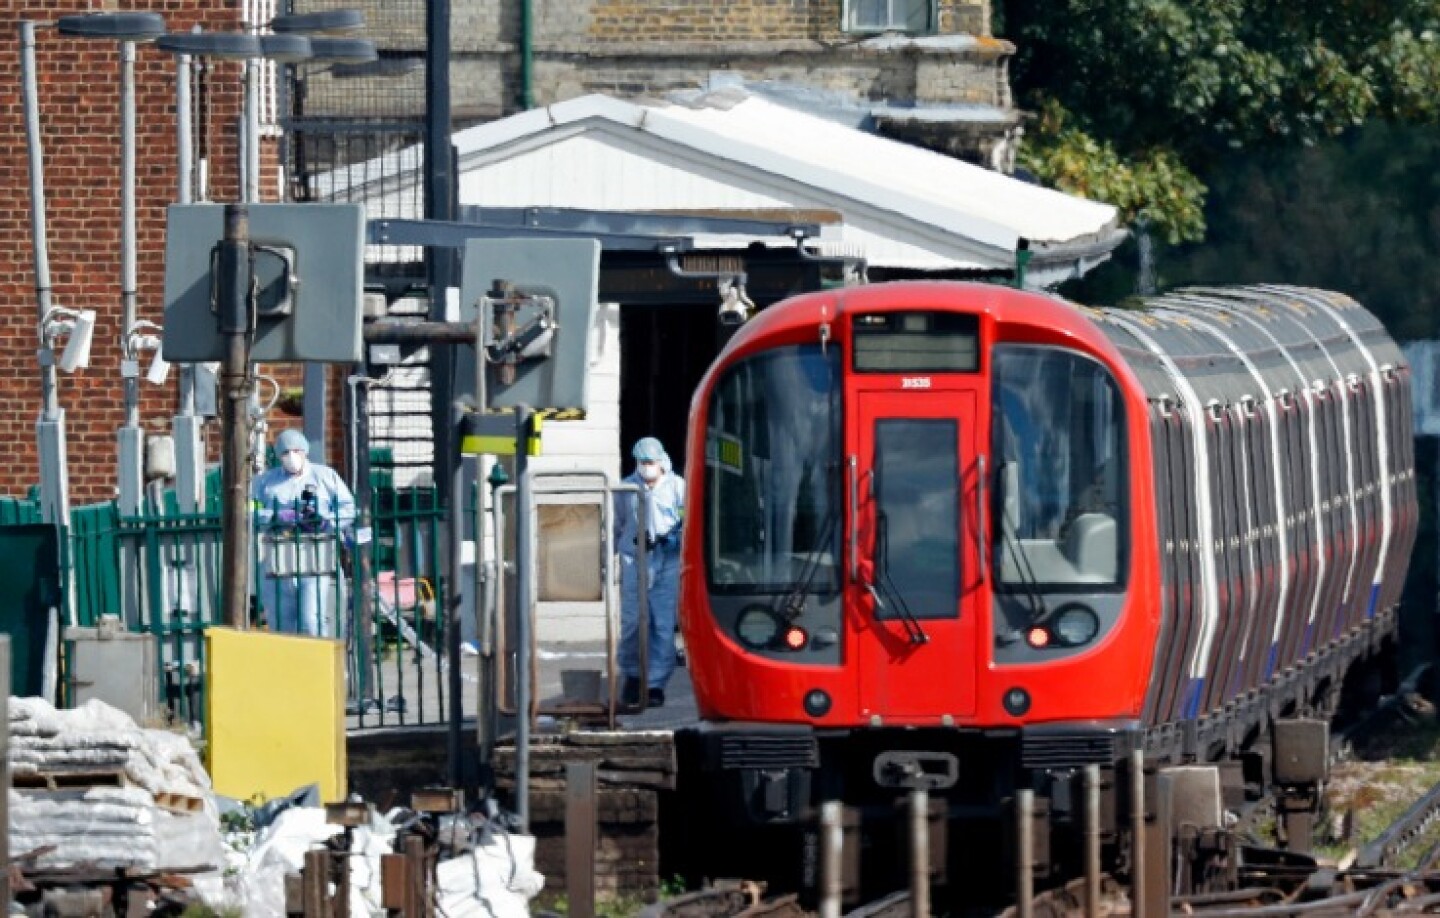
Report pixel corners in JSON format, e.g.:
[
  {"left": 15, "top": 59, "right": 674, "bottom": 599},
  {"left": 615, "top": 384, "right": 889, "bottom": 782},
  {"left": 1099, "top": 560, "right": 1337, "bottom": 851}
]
[{"left": 4, "top": 468, "right": 456, "bottom": 732}]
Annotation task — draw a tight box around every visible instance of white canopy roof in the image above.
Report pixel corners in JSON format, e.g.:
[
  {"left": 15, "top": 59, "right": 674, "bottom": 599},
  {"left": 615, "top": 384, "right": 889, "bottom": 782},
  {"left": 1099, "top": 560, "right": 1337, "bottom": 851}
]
[{"left": 338, "top": 87, "right": 1127, "bottom": 284}]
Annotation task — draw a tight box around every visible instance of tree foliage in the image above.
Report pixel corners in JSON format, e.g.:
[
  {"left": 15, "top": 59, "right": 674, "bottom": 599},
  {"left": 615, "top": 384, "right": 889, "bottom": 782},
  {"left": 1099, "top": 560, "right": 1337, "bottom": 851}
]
[{"left": 999, "top": 0, "right": 1440, "bottom": 241}]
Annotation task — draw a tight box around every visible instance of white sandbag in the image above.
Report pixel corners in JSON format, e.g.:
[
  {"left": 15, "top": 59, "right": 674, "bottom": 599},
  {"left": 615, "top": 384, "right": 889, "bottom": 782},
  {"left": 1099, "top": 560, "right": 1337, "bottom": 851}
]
[
  {"left": 153, "top": 807, "right": 226, "bottom": 871},
  {"left": 434, "top": 832, "right": 544, "bottom": 918},
  {"left": 231, "top": 807, "right": 343, "bottom": 918}
]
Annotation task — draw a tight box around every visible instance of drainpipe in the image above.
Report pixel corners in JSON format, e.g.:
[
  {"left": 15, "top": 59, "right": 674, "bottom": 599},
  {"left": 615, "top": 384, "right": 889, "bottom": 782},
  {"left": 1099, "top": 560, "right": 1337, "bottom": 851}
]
[
  {"left": 1014, "top": 238, "right": 1031, "bottom": 289},
  {"left": 519, "top": 0, "right": 534, "bottom": 110}
]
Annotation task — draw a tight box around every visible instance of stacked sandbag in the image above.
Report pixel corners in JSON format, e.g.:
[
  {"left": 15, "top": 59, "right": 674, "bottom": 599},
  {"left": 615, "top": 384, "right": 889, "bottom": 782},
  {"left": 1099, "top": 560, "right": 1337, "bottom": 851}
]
[{"left": 9, "top": 696, "right": 223, "bottom": 872}]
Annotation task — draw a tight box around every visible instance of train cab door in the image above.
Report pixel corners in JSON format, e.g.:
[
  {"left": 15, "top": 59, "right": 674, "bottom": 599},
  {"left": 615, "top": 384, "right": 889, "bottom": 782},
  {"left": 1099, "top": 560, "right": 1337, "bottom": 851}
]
[{"left": 850, "top": 386, "right": 983, "bottom": 719}]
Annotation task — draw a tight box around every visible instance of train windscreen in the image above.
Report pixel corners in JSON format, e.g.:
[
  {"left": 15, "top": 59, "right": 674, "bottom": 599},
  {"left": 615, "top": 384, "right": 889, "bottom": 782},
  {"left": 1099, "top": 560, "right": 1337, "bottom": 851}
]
[
  {"left": 704, "top": 345, "right": 843, "bottom": 593},
  {"left": 992, "top": 345, "right": 1127, "bottom": 589}
]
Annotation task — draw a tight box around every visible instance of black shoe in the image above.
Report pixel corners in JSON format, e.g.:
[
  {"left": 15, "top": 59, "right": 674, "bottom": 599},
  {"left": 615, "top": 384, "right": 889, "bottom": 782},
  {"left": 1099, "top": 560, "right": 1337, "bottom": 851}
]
[
  {"left": 648, "top": 687, "right": 665, "bottom": 708},
  {"left": 621, "top": 678, "right": 641, "bottom": 708}
]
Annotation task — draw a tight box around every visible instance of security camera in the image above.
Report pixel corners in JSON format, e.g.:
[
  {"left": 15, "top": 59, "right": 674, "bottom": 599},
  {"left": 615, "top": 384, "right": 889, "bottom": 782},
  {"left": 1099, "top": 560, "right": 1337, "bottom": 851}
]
[
  {"left": 717, "top": 279, "right": 753, "bottom": 327},
  {"left": 718, "top": 299, "right": 748, "bottom": 326},
  {"left": 146, "top": 351, "right": 170, "bottom": 386},
  {"left": 57, "top": 309, "right": 96, "bottom": 373}
]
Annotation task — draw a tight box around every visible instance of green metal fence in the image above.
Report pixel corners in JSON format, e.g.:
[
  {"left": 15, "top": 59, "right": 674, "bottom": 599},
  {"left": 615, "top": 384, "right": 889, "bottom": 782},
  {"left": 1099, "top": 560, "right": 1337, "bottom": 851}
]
[{"left": 3, "top": 456, "right": 457, "bottom": 731}]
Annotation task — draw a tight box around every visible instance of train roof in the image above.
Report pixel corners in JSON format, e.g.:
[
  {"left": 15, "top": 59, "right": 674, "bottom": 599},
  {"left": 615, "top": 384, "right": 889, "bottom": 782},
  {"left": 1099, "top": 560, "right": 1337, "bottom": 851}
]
[{"left": 1089, "top": 285, "right": 1407, "bottom": 406}]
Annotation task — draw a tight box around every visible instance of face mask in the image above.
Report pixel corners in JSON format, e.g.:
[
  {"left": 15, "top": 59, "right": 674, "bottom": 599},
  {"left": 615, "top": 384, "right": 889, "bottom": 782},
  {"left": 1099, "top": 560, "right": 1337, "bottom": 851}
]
[
  {"left": 639, "top": 463, "right": 661, "bottom": 482},
  {"left": 280, "top": 451, "right": 306, "bottom": 475}
]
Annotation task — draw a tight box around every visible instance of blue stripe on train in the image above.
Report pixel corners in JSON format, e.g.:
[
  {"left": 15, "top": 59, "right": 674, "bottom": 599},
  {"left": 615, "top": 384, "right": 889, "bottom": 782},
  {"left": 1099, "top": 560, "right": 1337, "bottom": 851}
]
[
  {"left": 1368, "top": 583, "right": 1379, "bottom": 619},
  {"left": 1266, "top": 643, "right": 1278, "bottom": 680},
  {"left": 1183, "top": 678, "right": 1204, "bottom": 720}
]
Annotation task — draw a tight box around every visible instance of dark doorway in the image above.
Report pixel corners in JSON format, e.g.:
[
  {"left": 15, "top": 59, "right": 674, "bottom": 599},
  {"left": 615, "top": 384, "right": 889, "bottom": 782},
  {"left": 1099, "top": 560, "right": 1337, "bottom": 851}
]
[{"left": 619, "top": 303, "right": 733, "bottom": 479}]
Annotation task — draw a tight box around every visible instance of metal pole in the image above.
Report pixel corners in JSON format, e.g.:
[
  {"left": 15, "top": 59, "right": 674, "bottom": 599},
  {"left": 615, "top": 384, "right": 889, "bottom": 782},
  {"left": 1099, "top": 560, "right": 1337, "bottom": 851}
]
[
  {"left": 173, "top": 50, "right": 204, "bottom": 514},
  {"left": 819, "top": 800, "right": 843, "bottom": 918},
  {"left": 910, "top": 788, "right": 930, "bottom": 918},
  {"left": 176, "top": 53, "right": 192, "bottom": 208},
  {"left": 480, "top": 474, "right": 500, "bottom": 786},
  {"left": 21, "top": 21, "right": 71, "bottom": 530},
  {"left": 1130, "top": 750, "right": 1147, "bottom": 918},
  {"left": 446, "top": 408, "right": 465, "bottom": 787},
  {"left": 474, "top": 321, "right": 495, "bottom": 799},
  {"left": 565, "top": 762, "right": 597, "bottom": 918},
  {"left": 244, "top": 56, "right": 259, "bottom": 203},
  {"left": 22, "top": 22, "right": 56, "bottom": 423},
  {"left": 1085, "top": 764, "right": 1102, "bottom": 918},
  {"left": 1016, "top": 789, "right": 1034, "bottom": 918},
  {"left": 513, "top": 404, "right": 535, "bottom": 831},
  {"left": 518, "top": 0, "right": 534, "bottom": 110},
  {"left": 635, "top": 487, "right": 650, "bottom": 708},
  {"left": 117, "top": 41, "right": 143, "bottom": 638},
  {"left": 219, "top": 204, "right": 253, "bottom": 629}
]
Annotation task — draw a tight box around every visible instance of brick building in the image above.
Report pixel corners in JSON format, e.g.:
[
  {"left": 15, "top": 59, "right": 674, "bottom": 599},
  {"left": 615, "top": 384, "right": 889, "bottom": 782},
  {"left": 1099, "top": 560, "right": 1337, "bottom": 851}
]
[
  {"left": 0, "top": 3, "right": 255, "bottom": 503},
  {"left": 0, "top": 0, "right": 1015, "bottom": 503},
  {"left": 295, "top": 0, "right": 1018, "bottom": 174}
]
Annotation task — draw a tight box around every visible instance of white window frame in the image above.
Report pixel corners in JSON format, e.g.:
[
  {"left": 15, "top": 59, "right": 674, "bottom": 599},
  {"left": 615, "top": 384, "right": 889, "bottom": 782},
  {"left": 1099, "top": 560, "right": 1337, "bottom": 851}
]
[{"left": 843, "top": 0, "right": 937, "bottom": 34}]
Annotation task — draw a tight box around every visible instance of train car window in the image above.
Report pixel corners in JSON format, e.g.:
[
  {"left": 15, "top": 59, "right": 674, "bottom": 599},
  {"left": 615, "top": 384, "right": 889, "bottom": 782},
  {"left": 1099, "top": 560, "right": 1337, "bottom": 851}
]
[
  {"left": 704, "top": 345, "right": 843, "bottom": 594},
  {"left": 991, "top": 346, "right": 1126, "bottom": 589},
  {"left": 852, "top": 311, "right": 980, "bottom": 373},
  {"left": 872, "top": 419, "right": 961, "bottom": 619}
]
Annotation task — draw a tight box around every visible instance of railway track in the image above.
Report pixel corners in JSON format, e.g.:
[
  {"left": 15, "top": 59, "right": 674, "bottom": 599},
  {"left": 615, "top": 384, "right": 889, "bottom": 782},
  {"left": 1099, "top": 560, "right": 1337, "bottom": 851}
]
[{"left": 645, "top": 711, "right": 1440, "bottom": 918}]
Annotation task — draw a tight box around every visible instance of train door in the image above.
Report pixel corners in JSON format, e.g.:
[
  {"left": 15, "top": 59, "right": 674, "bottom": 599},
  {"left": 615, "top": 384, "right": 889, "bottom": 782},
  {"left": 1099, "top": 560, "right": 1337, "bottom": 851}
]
[{"left": 850, "top": 387, "right": 982, "bottom": 719}]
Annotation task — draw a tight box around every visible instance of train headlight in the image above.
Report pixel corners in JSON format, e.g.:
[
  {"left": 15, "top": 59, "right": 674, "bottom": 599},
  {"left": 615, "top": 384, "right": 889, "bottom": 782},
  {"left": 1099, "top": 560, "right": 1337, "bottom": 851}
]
[
  {"left": 783, "top": 625, "right": 809, "bottom": 650},
  {"left": 1052, "top": 604, "right": 1100, "bottom": 647},
  {"left": 736, "top": 606, "right": 781, "bottom": 649}
]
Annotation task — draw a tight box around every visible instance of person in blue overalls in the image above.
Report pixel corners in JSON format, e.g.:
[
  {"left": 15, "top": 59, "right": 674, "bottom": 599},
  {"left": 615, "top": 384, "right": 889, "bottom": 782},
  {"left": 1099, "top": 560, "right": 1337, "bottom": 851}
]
[
  {"left": 614, "top": 436, "right": 685, "bottom": 708},
  {"left": 252, "top": 428, "right": 356, "bottom": 637}
]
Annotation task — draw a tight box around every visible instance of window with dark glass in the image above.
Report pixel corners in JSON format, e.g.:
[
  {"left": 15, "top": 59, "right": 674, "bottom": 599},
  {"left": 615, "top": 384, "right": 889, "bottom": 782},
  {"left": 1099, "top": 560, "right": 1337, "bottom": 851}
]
[
  {"left": 872, "top": 419, "right": 960, "bottom": 619},
  {"left": 844, "top": 0, "right": 934, "bottom": 33},
  {"left": 992, "top": 346, "right": 1127, "bottom": 588},
  {"left": 705, "top": 346, "right": 842, "bottom": 593},
  {"left": 852, "top": 311, "right": 980, "bottom": 373}
]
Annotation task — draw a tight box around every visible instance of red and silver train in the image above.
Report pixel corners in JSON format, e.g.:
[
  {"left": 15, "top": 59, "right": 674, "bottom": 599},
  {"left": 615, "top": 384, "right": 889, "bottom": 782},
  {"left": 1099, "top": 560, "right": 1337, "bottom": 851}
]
[{"left": 670, "top": 281, "right": 1416, "bottom": 901}]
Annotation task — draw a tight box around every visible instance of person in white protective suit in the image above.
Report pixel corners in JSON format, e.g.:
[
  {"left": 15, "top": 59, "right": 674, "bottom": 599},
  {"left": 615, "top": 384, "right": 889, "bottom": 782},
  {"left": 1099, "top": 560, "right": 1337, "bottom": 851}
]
[
  {"left": 614, "top": 436, "right": 685, "bottom": 709},
  {"left": 252, "top": 428, "right": 356, "bottom": 637}
]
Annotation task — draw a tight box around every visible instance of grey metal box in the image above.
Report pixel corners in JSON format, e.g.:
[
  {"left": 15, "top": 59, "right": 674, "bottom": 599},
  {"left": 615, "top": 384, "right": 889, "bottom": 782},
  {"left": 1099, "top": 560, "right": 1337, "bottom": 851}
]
[
  {"left": 1272, "top": 718, "right": 1329, "bottom": 785},
  {"left": 67, "top": 625, "right": 159, "bottom": 725}
]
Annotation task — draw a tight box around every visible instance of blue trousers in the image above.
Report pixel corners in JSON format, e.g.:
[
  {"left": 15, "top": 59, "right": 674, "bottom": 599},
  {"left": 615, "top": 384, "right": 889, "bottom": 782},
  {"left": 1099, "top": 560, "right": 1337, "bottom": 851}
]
[
  {"left": 619, "top": 548, "right": 679, "bottom": 690},
  {"left": 259, "top": 571, "right": 343, "bottom": 638}
]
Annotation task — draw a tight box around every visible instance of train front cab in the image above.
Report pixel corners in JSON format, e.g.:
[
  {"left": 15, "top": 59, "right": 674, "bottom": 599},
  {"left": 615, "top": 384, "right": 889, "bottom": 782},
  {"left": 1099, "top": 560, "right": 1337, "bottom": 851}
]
[{"left": 673, "top": 283, "right": 1159, "bottom": 898}]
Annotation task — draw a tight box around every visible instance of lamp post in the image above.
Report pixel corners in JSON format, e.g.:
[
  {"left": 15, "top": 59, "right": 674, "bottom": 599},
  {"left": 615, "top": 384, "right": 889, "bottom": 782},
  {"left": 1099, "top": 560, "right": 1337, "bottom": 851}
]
[
  {"left": 21, "top": 13, "right": 165, "bottom": 524},
  {"left": 54, "top": 14, "right": 168, "bottom": 522}
]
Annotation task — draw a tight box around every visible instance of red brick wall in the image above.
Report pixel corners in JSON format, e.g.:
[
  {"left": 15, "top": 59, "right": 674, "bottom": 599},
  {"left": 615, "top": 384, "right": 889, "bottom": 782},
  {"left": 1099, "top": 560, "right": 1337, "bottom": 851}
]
[{"left": 0, "top": 2, "right": 261, "bottom": 503}]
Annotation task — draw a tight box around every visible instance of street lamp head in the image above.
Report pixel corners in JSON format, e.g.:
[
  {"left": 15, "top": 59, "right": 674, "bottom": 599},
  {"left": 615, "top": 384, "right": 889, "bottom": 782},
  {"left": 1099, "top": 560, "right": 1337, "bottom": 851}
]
[
  {"left": 259, "top": 34, "right": 313, "bottom": 63},
  {"left": 155, "top": 32, "right": 263, "bottom": 60},
  {"left": 56, "top": 12, "right": 167, "bottom": 42},
  {"left": 270, "top": 9, "right": 365, "bottom": 35},
  {"left": 305, "top": 37, "right": 378, "bottom": 66}
]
